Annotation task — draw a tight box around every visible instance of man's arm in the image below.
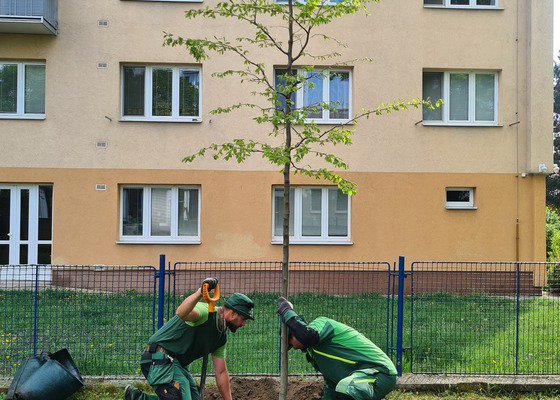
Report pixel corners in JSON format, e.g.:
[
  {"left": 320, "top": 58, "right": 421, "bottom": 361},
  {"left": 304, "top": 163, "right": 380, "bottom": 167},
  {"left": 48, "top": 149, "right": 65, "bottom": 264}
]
[
  {"left": 176, "top": 290, "right": 202, "bottom": 322},
  {"left": 212, "top": 356, "right": 232, "bottom": 400},
  {"left": 176, "top": 278, "right": 218, "bottom": 322},
  {"left": 278, "top": 297, "right": 320, "bottom": 348}
]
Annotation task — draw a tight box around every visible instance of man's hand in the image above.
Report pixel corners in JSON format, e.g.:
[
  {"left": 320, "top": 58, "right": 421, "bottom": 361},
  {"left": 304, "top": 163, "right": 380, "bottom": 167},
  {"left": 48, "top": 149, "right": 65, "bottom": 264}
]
[
  {"left": 202, "top": 277, "right": 218, "bottom": 292},
  {"left": 277, "top": 297, "right": 294, "bottom": 317}
]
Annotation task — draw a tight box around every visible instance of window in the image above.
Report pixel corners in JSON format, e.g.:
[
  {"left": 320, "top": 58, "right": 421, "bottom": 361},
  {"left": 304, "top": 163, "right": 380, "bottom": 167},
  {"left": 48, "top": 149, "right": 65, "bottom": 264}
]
[
  {"left": 272, "top": 187, "right": 351, "bottom": 244},
  {"left": 445, "top": 187, "right": 475, "bottom": 209},
  {"left": 275, "top": 0, "right": 345, "bottom": 4},
  {"left": 424, "top": 0, "right": 498, "bottom": 8},
  {"left": 121, "top": 65, "right": 201, "bottom": 122},
  {"left": 121, "top": 0, "right": 203, "bottom": 3},
  {"left": 275, "top": 69, "right": 351, "bottom": 123},
  {"left": 423, "top": 71, "right": 498, "bottom": 125},
  {"left": 120, "top": 186, "right": 200, "bottom": 243},
  {"left": 0, "top": 62, "right": 45, "bottom": 119}
]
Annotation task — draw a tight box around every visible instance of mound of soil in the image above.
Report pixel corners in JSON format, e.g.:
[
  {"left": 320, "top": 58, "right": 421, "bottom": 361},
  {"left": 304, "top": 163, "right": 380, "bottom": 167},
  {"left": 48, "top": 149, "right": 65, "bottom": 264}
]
[{"left": 204, "top": 377, "right": 323, "bottom": 400}]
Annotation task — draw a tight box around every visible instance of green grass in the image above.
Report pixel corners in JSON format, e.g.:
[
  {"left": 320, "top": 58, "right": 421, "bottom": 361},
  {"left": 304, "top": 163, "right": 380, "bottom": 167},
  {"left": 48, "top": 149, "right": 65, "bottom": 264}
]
[{"left": 1, "top": 290, "right": 559, "bottom": 377}]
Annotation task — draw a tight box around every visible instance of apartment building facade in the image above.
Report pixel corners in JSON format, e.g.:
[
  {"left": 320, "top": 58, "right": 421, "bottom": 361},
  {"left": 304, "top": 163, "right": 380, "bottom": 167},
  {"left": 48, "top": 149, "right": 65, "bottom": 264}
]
[{"left": 0, "top": 0, "right": 553, "bottom": 268}]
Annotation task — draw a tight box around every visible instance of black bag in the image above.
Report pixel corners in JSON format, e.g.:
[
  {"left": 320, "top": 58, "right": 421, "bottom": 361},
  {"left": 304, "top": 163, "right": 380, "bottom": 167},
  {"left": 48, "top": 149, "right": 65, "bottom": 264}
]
[{"left": 6, "top": 348, "right": 84, "bottom": 400}]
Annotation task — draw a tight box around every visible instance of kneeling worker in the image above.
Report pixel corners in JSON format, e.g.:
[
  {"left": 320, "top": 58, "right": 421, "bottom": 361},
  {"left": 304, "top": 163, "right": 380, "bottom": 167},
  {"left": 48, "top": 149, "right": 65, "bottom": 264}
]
[
  {"left": 125, "top": 278, "right": 254, "bottom": 400},
  {"left": 277, "top": 297, "right": 397, "bottom": 400}
]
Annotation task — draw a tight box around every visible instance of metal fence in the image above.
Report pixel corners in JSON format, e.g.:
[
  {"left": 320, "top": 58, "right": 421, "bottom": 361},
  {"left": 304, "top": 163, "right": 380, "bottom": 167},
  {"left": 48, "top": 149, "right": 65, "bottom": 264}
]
[
  {"left": 0, "top": 265, "right": 156, "bottom": 377},
  {"left": 170, "top": 260, "right": 391, "bottom": 376},
  {"left": 0, "top": 258, "right": 559, "bottom": 378},
  {"left": 409, "top": 261, "right": 560, "bottom": 375}
]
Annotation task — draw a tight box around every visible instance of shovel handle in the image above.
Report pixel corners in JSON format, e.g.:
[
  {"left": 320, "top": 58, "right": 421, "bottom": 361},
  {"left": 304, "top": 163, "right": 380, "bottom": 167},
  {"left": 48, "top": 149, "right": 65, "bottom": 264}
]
[{"left": 202, "top": 283, "right": 220, "bottom": 313}]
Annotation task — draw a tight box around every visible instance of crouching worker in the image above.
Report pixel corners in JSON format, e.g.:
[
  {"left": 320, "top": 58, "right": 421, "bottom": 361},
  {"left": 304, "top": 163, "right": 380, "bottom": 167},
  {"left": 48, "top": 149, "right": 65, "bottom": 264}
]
[
  {"left": 277, "top": 297, "right": 397, "bottom": 400},
  {"left": 125, "top": 278, "right": 254, "bottom": 400}
]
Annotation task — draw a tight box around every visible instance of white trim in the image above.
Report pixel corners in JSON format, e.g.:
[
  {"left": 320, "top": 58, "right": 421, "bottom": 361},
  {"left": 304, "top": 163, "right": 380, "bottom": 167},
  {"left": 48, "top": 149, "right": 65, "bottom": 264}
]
[
  {"left": 121, "top": 0, "right": 204, "bottom": 3},
  {"left": 423, "top": 70, "right": 499, "bottom": 126},
  {"left": 0, "top": 184, "right": 52, "bottom": 265},
  {"left": 121, "top": 65, "right": 202, "bottom": 122},
  {"left": 445, "top": 187, "right": 475, "bottom": 209},
  {"left": 119, "top": 185, "right": 201, "bottom": 244},
  {"left": 277, "top": 68, "right": 352, "bottom": 124},
  {"left": 271, "top": 186, "right": 351, "bottom": 244},
  {"left": 0, "top": 61, "right": 46, "bottom": 119},
  {"left": 424, "top": 0, "right": 499, "bottom": 9}
]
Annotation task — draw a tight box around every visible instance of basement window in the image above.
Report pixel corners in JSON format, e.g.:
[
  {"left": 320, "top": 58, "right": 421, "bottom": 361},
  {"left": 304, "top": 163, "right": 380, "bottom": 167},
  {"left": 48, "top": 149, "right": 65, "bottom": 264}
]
[{"left": 445, "top": 187, "right": 476, "bottom": 209}]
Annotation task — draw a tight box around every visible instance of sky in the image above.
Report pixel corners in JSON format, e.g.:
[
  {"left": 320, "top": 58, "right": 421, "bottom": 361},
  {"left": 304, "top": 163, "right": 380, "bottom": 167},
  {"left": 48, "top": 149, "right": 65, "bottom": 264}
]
[{"left": 555, "top": 0, "right": 560, "bottom": 61}]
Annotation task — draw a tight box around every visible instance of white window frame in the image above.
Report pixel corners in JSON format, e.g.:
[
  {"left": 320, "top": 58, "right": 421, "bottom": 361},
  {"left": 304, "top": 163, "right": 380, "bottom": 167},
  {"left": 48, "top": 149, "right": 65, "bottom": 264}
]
[
  {"left": 274, "top": 0, "right": 344, "bottom": 5},
  {"left": 0, "top": 61, "right": 46, "bottom": 120},
  {"left": 122, "top": 0, "right": 203, "bottom": 3},
  {"left": 119, "top": 185, "right": 201, "bottom": 244},
  {"left": 271, "top": 186, "right": 352, "bottom": 245},
  {"left": 424, "top": 0, "right": 499, "bottom": 9},
  {"left": 445, "top": 187, "right": 476, "bottom": 210},
  {"left": 120, "top": 65, "right": 202, "bottom": 122},
  {"left": 276, "top": 68, "right": 352, "bottom": 124},
  {"left": 423, "top": 70, "right": 499, "bottom": 127}
]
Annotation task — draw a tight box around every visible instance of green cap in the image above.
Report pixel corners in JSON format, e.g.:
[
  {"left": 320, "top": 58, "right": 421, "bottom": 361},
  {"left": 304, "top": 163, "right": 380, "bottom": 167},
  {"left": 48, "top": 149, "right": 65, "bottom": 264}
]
[{"left": 224, "top": 293, "right": 255, "bottom": 320}]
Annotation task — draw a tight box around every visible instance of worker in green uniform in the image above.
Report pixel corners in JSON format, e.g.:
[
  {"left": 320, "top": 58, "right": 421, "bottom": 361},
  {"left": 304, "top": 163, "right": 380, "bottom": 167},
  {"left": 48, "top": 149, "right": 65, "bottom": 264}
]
[
  {"left": 125, "top": 278, "right": 254, "bottom": 400},
  {"left": 277, "top": 297, "right": 397, "bottom": 400}
]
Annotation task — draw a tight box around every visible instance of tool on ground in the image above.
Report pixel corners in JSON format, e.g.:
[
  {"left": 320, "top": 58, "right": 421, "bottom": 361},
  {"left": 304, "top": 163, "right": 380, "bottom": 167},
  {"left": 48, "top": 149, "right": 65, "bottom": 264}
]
[{"left": 199, "top": 282, "right": 220, "bottom": 400}]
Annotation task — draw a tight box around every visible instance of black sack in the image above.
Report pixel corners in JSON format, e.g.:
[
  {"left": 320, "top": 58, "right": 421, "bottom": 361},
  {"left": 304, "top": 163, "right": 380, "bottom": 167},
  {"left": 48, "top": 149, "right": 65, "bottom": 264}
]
[{"left": 6, "top": 348, "right": 84, "bottom": 400}]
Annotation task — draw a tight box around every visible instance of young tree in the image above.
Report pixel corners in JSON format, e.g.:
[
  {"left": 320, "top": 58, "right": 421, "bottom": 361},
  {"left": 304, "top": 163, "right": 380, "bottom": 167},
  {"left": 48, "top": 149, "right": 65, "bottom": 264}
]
[
  {"left": 163, "top": 0, "right": 435, "bottom": 397},
  {"left": 546, "top": 52, "right": 560, "bottom": 208}
]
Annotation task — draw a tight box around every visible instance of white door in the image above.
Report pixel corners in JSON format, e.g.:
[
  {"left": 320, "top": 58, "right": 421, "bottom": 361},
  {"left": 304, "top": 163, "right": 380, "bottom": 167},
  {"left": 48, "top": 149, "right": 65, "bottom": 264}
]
[{"left": 0, "top": 185, "right": 53, "bottom": 265}]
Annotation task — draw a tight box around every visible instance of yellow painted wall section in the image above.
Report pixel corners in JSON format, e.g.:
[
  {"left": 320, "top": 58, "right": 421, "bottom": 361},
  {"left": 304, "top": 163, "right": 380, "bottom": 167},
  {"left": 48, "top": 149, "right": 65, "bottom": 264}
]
[
  {"left": 0, "top": 0, "right": 553, "bottom": 173},
  {"left": 0, "top": 168, "right": 545, "bottom": 266}
]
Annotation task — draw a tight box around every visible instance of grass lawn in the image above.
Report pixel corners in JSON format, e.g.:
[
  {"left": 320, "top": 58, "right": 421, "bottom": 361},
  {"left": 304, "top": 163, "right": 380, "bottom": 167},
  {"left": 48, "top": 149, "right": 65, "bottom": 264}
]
[{"left": 0, "top": 290, "right": 558, "bottom": 376}]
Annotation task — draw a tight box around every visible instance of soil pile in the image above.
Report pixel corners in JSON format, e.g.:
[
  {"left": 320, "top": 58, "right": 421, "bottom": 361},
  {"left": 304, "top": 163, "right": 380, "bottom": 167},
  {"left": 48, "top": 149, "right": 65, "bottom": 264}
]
[{"left": 204, "top": 377, "right": 323, "bottom": 400}]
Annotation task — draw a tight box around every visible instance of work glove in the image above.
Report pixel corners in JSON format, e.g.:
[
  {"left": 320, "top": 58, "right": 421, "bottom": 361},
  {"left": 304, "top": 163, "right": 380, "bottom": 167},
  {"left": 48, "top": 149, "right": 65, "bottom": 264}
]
[
  {"left": 201, "top": 277, "right": 218, "bottom": 292},
  {"left": 277, "top": 297, "right": 294, "bottom": 317}
]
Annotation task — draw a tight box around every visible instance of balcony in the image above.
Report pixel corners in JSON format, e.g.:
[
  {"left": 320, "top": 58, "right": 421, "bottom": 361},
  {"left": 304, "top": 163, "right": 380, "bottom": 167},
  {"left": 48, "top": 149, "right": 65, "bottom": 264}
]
[{"left": 0, "top": 0, "right": 58, "bottom": 35}]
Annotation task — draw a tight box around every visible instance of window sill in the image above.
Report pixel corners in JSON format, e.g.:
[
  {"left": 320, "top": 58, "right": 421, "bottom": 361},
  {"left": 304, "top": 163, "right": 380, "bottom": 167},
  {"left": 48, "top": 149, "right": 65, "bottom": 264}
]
[
  {"left": 423, "top": 6, "right": 504, "bottom": 10},
  {"left": 445, "top": 206, "right": 478, "bottom": 210},
  {"left": 305, "top": 119, "right": 353, "bottom": 125},
  {"left": 0, "top": 115, "right": 45, "bottom": 120},
  {"left": 422, "top": 121, "right": 502, "bottom": 127},
  {"left": 271, "top": 238, "right": 353, "bottom": 245},
  {"left": 120, "top": 117, "right": 202, "bottom": 123},
  {"left": 117, "top": 239, "right": 201, "bottom": 244}
]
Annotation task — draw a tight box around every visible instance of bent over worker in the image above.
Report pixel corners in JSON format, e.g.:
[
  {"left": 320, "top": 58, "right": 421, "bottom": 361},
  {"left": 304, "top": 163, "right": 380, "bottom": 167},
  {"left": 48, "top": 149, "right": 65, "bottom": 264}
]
[
  {"left": 277, "top": 297, "right": 397, "bottom": 400},
  {"left": 125, "top": 278, "right": 254, "bottom": 400}
]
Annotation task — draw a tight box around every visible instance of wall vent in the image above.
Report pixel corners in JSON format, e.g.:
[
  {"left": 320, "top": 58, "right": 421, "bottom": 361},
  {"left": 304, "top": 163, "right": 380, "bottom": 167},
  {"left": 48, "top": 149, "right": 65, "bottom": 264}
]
[
  {"left": 98, "top": 20, "right": 109, "bottom": 28},
  {"left": 97, "top": 62, "right": 108, "bottom": 69},
  {"left": 96, "top": 140, "right": 108, "bottom": 149},
  {"left": 95, "top": 184, "right": 107, "bottom": 191}
]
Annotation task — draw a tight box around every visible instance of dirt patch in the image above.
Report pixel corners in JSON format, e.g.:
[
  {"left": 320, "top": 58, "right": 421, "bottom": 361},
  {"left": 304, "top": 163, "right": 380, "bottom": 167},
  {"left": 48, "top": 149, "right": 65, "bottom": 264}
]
[{"left": 204, "top": 377, "right": 323, "bottom": 400}]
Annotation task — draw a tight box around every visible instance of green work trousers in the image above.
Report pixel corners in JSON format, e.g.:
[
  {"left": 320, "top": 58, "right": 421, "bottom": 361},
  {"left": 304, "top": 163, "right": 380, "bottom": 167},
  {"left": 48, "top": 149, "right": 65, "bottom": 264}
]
[
  {"left": 324, "top": 369, "right": 397, "bottom": 400},
  {"left": 137, "top": 351, "right": 200, "bottom": 400}
]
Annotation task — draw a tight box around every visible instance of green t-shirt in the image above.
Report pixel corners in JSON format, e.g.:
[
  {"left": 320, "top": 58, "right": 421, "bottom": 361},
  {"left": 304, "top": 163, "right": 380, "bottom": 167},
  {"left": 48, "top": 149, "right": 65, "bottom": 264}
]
[{"left": 148, "top": 302, "right": 227, "bottom": 366}]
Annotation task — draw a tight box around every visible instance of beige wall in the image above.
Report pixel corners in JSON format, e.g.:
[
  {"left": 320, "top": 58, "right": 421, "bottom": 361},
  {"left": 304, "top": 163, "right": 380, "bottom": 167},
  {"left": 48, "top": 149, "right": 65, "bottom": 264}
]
[
  {"left": 0, "top": 0, "right": 553, "bottom": 270},
  {"left": 0, "top": 0, "right": 553, "bottom": 174},
  {"left": 0, "top": 167, "right": 546, "bottom": 265}
]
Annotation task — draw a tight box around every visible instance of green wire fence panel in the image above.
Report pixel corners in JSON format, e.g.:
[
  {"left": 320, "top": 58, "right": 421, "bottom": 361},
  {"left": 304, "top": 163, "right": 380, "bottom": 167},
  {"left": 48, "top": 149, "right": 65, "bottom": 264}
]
[
  {"left": 170, "top": 261, "right": 391, "bottom": 376},
  {"left": 0, "top": 265, "right": 157, "bottom": 377},
  {"left": 409, "top": 262, "right": 560, "bottom": 375}
]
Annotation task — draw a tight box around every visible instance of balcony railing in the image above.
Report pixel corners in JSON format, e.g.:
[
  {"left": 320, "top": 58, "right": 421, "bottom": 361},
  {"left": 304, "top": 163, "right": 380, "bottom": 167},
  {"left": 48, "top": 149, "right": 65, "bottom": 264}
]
[{"left": 0, "top": 0, "right": 58, "bottom": 35}]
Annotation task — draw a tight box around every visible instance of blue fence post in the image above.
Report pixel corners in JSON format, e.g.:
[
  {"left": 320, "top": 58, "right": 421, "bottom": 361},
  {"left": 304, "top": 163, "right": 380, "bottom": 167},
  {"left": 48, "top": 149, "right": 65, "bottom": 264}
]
[
  {"left": 158, "top": 254, "right": 166, "bottom": 329},
  {"left": 396, "top": 256, "right": 405, "bottom": 376}
]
